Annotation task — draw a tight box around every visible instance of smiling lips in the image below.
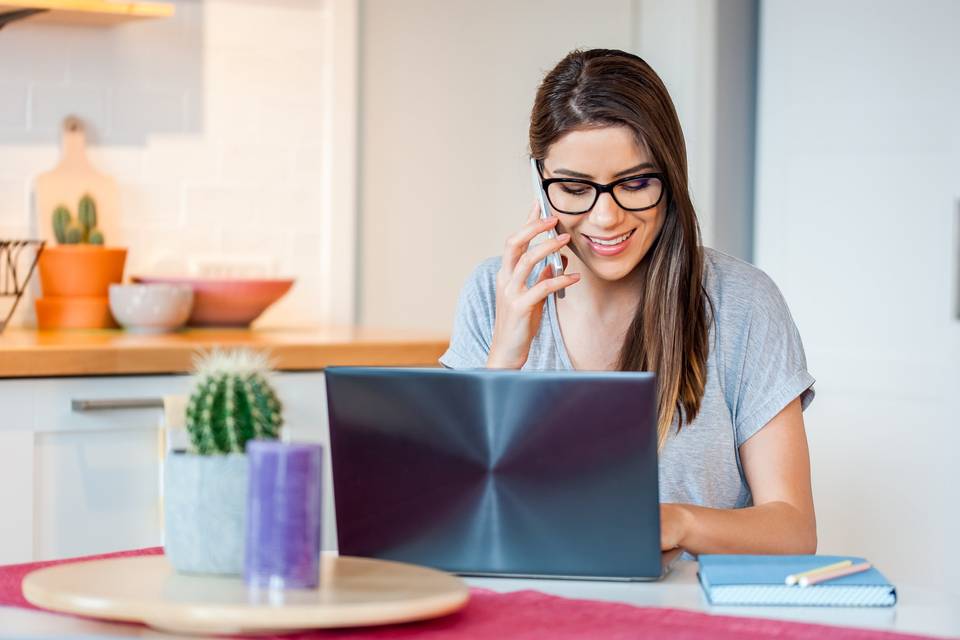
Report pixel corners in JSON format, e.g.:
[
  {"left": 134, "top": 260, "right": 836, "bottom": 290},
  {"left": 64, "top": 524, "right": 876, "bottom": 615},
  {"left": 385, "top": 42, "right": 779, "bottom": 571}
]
[{"left": 583, "top": 229, "right": 636, "bottom": 256}]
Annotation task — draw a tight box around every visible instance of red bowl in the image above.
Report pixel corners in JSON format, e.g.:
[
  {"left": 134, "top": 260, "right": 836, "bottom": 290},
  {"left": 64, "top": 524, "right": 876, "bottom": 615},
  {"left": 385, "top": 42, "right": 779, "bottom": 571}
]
[{"left": 131, "top": 276, "right": 294, "bottom": 327}]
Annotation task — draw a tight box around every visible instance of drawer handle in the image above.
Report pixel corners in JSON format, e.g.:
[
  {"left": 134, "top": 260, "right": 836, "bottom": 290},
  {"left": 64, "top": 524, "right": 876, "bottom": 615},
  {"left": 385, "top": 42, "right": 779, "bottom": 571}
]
[{"left": 71, "top": 398, "right": 165, "bottom": 411}]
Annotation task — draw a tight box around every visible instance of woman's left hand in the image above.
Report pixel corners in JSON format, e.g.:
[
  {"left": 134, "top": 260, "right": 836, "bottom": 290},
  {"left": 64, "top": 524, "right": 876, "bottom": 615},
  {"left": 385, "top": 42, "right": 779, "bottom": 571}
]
[{"left": 660, "top": 503, "right": 691, "bottom": 551}]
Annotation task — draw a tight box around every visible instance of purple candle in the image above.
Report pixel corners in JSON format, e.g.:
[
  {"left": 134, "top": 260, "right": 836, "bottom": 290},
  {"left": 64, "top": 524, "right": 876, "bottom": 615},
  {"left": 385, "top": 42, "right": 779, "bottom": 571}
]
[{"left": 245, "top": 440, "right": 323, "bottom": 589}]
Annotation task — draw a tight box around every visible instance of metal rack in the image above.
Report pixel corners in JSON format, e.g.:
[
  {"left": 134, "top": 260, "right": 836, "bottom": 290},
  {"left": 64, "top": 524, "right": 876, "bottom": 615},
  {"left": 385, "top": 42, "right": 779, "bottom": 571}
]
[
  {"left": 0, "top": 239, "right": 44, "bottom": 333},
  {"left": 0, "top": 7, "right": 45, "bottom": 29}
]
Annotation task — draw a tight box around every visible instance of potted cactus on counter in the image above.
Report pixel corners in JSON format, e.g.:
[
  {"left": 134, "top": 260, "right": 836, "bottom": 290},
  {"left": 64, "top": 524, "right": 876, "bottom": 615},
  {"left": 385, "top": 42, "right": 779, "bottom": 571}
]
[
  {"left": 35, "top": 193, "right": 127, "bottom": 329},
  {"left": 53, "top": 195, "right": 106, "bottom": 245},
  {"left": 164, "top": 348, "right": 284, "bottom": 575}
]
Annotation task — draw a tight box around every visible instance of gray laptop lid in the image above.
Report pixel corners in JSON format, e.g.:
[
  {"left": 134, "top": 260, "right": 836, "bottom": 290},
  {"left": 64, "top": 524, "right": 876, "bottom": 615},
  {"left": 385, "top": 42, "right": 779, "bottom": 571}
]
[{"left": 325, "top": 367, "right": 661, "bottom": 580}]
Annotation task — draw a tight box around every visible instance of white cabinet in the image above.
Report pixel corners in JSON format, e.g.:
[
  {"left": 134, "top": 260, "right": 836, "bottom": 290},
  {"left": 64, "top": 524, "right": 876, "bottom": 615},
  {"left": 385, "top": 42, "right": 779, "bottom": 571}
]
[{"left": 0, "top": 372, "right": 332, "bottom": 564}]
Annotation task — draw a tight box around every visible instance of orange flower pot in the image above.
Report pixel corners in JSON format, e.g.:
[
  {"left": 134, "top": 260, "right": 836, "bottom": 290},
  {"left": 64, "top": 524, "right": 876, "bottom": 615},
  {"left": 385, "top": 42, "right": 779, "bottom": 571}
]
[
  {"left": 38, "top": 246, "right": 127, "bottom": 298},
  {"left": 35, "top": 296, "right": 118, "bottom": 330}
]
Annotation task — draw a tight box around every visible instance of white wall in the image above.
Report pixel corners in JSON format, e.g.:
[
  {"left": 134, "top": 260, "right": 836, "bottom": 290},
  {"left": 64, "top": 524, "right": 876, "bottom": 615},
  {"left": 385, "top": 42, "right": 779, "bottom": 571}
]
[
  {"left": 0, "top": 0, "right": 757, "bottom": 335},
  {"left": 755, "top": 0, "right": 960, "bottom": 594},
  {"left": 358, "top": 0, "right": 634, "bottom": 332},
  {"left": 0, "top": 0, "right": 356, "bottom": 328},
  {"left": 358, "top": 0, "right": 757, "bottom": 331},
  {"left": 633, "top": 0, "right": 759, "bottom": 262}
]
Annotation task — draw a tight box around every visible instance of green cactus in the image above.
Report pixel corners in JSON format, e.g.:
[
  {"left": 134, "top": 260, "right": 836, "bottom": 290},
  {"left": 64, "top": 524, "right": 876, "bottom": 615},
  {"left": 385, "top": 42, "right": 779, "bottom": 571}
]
[
  {"left": 185, "top": 349, "right": 283, "bottom": 455},
  {"left": 52, "top": 205, "right": 71, "bottom": 243},
  {"left": 50, "top": 195, "right": 106, "bottom": 245},
  {"left": 64, "top": 224, "right": 84, "bottom": 244},
  {"left": 78, "top": 194, "right": 97, "bottom": 242}
]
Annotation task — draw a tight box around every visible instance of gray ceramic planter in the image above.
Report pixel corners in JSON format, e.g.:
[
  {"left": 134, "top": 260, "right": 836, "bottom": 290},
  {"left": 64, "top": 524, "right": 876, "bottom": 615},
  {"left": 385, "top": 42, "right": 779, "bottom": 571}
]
[{"left": 164, "top": 452, "right": 248, "bottom": 575}]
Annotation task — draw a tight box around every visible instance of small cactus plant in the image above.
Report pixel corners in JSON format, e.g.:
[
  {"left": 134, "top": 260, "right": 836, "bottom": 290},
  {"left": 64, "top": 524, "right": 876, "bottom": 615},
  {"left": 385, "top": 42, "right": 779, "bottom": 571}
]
[
  {"left": 52, "top": 205, "right": 71, "bottom": 243},
  {"left": 77, "top": 194, "right": 97, "bottom": 241},
  {"left": 64, "top": 224, "right": 83, "bottom": 244},
  {"left": 51, "top": 193, "right": 105, "bottom": 245},
  {"left": 185, "top": 349, "right": 283, "bottom": 455}
]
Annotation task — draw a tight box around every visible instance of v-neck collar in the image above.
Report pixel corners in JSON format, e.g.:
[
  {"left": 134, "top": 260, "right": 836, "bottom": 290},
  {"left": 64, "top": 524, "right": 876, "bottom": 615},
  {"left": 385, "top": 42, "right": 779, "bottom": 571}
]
[{"left": 546, "top": 291, "right": 575, "bottom": 370}]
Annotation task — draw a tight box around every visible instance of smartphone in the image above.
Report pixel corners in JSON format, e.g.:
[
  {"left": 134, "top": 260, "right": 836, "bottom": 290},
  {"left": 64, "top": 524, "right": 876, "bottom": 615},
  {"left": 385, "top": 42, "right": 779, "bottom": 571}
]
[{"left": 529, "top": 157, "right": 566, "bottom": 299}]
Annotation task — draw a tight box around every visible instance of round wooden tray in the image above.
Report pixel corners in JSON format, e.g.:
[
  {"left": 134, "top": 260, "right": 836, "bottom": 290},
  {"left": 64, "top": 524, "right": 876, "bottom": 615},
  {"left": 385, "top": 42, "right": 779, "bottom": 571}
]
[{"left": 22, "top": 554, "right": 469, "bottom": 635}]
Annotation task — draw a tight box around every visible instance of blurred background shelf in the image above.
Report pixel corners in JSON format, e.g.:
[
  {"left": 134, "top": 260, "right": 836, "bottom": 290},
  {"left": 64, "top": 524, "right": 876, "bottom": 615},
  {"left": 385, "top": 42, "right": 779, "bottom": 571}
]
[{"left": 0, "top": 0, "right": 173, "bottom": 28}]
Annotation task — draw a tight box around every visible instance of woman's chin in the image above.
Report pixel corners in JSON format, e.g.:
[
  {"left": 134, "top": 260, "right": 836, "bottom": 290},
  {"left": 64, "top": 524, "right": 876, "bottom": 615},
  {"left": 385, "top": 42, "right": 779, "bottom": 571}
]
[{"left": 585, "top": 258, "right": 640, "bottom": 282}]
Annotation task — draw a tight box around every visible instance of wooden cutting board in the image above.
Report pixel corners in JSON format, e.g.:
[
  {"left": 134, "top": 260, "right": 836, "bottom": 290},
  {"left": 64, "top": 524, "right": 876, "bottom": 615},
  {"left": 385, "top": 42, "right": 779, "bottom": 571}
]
[{"left": 34, "top": 116, "right": 120, "bottom": 247}]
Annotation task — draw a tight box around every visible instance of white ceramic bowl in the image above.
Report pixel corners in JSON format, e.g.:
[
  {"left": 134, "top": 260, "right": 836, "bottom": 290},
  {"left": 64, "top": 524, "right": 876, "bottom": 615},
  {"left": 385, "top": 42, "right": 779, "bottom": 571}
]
[{"left": 109, "top": 283, "right": 194, "bottom": 333}]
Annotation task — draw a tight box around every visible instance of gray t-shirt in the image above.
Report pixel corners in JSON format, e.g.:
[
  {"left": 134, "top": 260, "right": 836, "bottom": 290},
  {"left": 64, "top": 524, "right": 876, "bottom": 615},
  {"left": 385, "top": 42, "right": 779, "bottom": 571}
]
[{"left": 439, "top": 247, "right": 815, "bottom": 510}]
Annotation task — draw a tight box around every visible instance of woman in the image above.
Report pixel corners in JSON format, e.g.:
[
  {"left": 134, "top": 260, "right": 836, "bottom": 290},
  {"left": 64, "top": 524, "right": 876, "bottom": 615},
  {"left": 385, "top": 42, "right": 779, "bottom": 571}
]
[{"left": 440, "top": 49, "right": 817, "bottom": 556}]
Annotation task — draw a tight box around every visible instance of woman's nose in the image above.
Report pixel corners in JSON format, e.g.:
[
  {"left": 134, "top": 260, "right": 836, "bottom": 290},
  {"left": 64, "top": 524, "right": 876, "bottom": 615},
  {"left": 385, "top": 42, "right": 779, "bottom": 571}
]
[{"left": 588, "top": 192, "right": 624, "bottom": 227}]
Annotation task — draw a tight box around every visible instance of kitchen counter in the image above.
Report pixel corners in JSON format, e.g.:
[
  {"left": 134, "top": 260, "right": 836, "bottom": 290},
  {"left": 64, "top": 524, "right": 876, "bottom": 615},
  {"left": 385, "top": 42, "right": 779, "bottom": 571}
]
[{"left": 0, "top": 327, "right": 450, "bottom": 377}]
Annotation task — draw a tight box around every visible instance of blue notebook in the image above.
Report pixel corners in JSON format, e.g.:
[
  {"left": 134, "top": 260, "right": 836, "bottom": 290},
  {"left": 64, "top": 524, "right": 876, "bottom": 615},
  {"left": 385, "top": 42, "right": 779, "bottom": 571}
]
[{"left": 698, "top": 555, "right": 897, "bottom": 607}]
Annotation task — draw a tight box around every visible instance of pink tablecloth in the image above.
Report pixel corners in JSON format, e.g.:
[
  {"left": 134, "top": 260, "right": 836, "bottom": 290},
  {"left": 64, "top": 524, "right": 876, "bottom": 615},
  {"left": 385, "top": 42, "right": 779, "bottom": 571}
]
[{"left": 0, "top": 548, "right": 932, "bottom": 639}]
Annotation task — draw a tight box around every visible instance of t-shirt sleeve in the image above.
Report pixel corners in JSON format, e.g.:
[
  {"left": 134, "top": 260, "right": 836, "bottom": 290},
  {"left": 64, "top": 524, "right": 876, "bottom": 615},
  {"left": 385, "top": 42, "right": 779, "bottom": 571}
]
[
  {"left": 438, "top": 259, "right": 498, "bottom": 369},
  {"left": 728, "top": 271, "right": 816, "bottom": 447}
]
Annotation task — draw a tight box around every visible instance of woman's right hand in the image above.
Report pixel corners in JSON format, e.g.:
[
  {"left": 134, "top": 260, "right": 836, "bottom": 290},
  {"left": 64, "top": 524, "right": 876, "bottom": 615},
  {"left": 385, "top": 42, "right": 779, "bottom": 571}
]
[{"left": 486, "top": 202, "right": 581, "bottom": 369}]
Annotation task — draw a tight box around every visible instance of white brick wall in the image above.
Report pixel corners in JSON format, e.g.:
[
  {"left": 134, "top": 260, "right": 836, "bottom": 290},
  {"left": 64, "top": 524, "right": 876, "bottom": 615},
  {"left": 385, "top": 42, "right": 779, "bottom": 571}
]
[{"left": 0, "top": 0, "right": 336, "bottom": 328}]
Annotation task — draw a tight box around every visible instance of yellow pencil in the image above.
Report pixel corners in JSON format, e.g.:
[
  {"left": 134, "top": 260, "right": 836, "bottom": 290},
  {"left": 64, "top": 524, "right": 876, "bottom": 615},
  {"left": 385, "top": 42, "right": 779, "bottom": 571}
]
[
  {"left": 800, "top": 562, "right": 872, "bottom": 587},
  {"left": 785, "top": 560, "right": 853, "bottom": 586}
]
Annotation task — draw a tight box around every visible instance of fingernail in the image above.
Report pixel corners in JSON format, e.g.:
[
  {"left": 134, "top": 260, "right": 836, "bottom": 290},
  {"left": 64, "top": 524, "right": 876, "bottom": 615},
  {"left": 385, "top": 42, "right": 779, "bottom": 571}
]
[{"left": 558, "top": 233, "right": 570, "bottom": 240}]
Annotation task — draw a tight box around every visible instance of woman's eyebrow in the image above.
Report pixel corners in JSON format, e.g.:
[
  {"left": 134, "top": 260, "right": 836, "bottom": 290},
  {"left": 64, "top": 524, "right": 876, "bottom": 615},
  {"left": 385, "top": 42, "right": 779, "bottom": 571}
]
[
  {"left": 553, "top": 162, "right": 656, "bottom": 179},
  {"left": 614, "top": 162, "right": 656, "bottom": 177}
]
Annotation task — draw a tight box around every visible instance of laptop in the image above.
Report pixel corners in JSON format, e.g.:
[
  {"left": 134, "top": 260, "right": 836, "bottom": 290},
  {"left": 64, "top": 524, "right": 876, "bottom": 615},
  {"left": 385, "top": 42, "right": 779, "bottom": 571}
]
[{"left": 325, "top": 367, "right": 675, "bottom": 581}]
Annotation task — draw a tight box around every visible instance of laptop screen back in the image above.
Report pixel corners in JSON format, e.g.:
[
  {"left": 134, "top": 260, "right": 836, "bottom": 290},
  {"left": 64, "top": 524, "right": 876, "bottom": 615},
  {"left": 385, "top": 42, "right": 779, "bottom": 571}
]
[{"left": 325, "top": 367, "right": 661, "bottom": 579}]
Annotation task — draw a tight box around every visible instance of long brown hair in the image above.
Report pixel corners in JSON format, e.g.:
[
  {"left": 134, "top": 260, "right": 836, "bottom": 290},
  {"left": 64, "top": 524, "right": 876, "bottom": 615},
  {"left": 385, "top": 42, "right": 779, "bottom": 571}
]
[{"left": 529, "top": 49, "right": 711, "bottom": 449}]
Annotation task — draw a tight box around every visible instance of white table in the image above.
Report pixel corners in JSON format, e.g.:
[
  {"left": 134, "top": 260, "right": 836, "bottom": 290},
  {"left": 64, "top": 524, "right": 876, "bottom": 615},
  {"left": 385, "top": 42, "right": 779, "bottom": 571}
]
[
  {"left": 467, "top": 562, "right": 960, "bottom": 638},
  {"left": 1, "top": 561, "right": 958, "bottom": 638}
]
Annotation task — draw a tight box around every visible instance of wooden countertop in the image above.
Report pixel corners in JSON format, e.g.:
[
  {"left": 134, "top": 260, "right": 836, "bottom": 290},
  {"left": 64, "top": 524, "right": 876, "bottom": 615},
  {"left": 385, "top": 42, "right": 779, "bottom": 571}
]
[{"left": 0, "top": 327, "right": 450, "bottom": 378}]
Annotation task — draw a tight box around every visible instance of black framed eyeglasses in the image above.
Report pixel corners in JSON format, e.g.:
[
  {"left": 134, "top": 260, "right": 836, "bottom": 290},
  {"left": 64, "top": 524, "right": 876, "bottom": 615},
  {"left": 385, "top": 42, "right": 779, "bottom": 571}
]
[{"left": 538, "top": 164, "right": 666, "bottom": 215}]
